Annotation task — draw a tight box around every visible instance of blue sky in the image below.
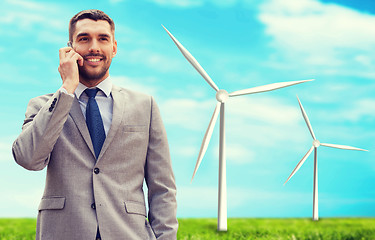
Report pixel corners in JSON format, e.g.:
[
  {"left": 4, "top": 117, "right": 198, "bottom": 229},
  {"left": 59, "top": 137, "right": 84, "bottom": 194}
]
[{"left": 1, "top": 0, "right": 374, "bottom": 219}]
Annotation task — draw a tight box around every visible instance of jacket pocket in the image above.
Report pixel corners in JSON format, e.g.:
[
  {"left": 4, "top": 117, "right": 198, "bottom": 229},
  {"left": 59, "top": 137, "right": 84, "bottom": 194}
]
[
  {"left": 124, "top": 201, "right": 146, "bottom": 216},
  {"left": 38, "top": 196, "right": 66, "bottom": 211},
  {"left": 123, "top": 125, "right": 147, "bottom": 132}
]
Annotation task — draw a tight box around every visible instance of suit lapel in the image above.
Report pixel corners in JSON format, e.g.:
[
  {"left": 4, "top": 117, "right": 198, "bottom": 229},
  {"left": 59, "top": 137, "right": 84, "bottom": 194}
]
[
  {"left": 69, "top": 97, "right": 96, "bottom": 158},
  {"left": 97, "top": 85, "right": 126, "bottom": 161}
]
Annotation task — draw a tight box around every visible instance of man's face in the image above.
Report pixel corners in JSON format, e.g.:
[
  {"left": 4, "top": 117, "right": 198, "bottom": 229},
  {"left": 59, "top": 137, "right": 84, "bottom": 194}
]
[{"left": 72, "top": 19, "right": 117, "bottom": 82}]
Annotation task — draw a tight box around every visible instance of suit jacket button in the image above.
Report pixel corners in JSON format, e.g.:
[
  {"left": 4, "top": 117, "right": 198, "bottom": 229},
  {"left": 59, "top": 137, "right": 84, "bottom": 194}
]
[
  {"left": 94, "top": 168, "right": 100, "bottom": 174},
  {"left": 49, "top": 107, "right": 53, "bottom": 112},
  {"left": 91, "top": 203, "right": 96, "bottom": 209},
  {"left": 53, "top": 98, "right": 57, "bottom": 103}
]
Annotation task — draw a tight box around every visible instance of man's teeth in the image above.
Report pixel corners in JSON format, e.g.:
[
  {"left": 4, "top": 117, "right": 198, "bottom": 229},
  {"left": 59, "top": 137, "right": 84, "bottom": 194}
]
[{"left": 87, "top": 59, "right": 101, "bottom": 62}]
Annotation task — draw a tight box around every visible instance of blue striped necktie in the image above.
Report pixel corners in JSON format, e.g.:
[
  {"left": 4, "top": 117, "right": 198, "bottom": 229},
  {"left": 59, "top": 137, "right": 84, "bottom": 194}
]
[{"left": 85, "top": 88, "right": 106, "bottom": 159}]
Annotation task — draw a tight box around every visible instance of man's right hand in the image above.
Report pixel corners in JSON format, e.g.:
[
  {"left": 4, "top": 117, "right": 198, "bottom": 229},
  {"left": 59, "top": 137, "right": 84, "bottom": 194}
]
[{"left": 58, "top": 47, "right": 84, "bottom": 94}]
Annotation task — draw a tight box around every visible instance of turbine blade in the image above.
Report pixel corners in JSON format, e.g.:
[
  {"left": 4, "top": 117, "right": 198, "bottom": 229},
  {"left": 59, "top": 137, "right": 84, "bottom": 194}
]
[
  {"left": 320, "top": 143, "right": 368, "bottom": 151},
  {"left": 162, "top": 25, "right": 219, "bottom": 92},
  {"left": 191, "top": 102, "right": 221, "bottom": 182},
  {"left": 284, "top": 146, "right": 314, "bottom": 185},
  {"left": 228, "top": 79, "right": 313, "bottom": 97},
  {"left": 296, "top": 95, "right": 316, "bottom": 140}
]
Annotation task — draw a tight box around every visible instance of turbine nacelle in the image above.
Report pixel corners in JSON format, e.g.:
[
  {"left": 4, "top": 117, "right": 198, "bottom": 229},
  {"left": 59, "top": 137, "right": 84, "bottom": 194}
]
[
  {"left": 313, "top": 140, "right": 320, "bottom": 148},
  {"left": 216, "top": 90, "right": 229, "bottom": 103}
]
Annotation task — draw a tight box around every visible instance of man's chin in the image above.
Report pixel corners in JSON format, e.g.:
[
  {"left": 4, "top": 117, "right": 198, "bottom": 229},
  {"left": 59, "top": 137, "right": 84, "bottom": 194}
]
[{"left": 79, "top": 69, "right": 108, "bottom": 82}]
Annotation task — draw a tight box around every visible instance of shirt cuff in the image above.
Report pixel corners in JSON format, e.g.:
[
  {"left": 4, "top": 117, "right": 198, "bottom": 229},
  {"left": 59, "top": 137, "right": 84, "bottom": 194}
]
[{"left": 59, "top": 87, "right": 75, "bottom": 98}]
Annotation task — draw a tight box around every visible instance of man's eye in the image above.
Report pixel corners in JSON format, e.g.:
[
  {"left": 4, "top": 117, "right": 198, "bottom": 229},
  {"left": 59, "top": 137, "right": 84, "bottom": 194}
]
[
  {"left": 79, "top": 37, "right": 89, "bottom": 42},
  {"left": 100, "top": 38, "right": 109, "bottom": 41}
]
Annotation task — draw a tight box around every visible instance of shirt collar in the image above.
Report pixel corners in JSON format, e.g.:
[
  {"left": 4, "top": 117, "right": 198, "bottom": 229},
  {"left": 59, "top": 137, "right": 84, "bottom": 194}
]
[{"left": 75, "top": 76, "right": 112, "bottom": 98}]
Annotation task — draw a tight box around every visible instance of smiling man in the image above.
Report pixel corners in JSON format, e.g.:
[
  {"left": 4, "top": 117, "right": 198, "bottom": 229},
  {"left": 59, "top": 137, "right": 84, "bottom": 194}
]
[{"left": 12, "top": 10, "right": 178, "bottom": 240}]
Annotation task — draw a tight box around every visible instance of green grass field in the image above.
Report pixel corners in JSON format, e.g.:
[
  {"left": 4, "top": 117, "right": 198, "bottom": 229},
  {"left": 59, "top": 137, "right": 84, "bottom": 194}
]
[{"left": 1, "top": 218, "right": 374, "bottom": 239}]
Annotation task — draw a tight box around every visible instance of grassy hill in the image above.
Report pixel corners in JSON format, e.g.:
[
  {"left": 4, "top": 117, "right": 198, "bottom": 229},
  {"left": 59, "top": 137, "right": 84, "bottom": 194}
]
[
  {"left": 178, "top": 218, "right": 375, "bottom": 239},
  {"left": 1, "top": 218, "right": 374, "bottom": 239}
]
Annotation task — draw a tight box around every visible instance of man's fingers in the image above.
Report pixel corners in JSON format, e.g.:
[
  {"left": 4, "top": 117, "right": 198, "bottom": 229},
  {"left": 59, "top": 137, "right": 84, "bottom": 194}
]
[
  {"left": 76, "top": 54, "right": 84, "bottom": 66},
  {"left": 60, "top": 47, "right": 84, "bottom": 66},
  {"left": 59, "top": 47, "right": 73, "bottom": 59},
  {"left": 67, "top": 51, "right": 84, "bottom": 66},
  {"left": 65, "top": 49, "right": 76, "bottom": 59}
]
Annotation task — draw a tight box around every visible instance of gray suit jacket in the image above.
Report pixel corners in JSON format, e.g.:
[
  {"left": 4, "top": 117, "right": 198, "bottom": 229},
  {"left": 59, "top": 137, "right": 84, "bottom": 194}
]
[{"left": 12, "top": 85, "right": 178, "bottom": 240}]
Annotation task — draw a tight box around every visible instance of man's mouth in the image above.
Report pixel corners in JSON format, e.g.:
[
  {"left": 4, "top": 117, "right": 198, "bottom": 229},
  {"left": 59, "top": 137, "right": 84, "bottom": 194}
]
[
  {"left": 83, "top": 54, "right": 105, "bottom": 65},
  {"left": 86, "top": 58, "right": 102, "bottom": 62}
]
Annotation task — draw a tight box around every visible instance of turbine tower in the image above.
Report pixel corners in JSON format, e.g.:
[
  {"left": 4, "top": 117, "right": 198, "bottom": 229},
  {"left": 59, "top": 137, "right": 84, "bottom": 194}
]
[
  {"left": 284, "top": 96, "right": 368, "bottom": 221},
  {"left": 163, "top": 25, "right": 313, "bottom": 231}
]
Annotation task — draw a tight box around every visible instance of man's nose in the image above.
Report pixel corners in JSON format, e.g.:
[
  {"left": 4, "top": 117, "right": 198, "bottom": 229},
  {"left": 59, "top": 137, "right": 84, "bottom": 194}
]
[{"left": 89, "top": 40, "right": 100, "bottom": 52}]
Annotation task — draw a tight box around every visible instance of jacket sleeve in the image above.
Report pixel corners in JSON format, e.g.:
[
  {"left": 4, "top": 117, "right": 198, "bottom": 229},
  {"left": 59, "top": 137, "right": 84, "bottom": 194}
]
[
  {"left": 145, "top": 97, "right": 178, "bottom": 240},
  {"left": 12, "top": 89, "right": 74, "bottom": 171}
]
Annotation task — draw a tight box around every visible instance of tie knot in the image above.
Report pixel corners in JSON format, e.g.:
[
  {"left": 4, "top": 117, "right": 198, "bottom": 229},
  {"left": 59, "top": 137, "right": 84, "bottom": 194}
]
[{"left": 85, "top": 88, "right": 99, "bottom": 98}]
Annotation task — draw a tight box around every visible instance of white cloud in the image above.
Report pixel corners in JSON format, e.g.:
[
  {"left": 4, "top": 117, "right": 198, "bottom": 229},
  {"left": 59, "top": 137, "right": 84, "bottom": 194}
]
[
  {"left": 22, "top": 49, "right": 51, "bottom": 63},
  {"left": 177, "top": 186, "right": 312, "bottom": 217},
  {"left": 161, "top": 98, "right": 214, "bottom": 131},
  {"left": 146, "top": 0, "right": 248, "bottom": 8},
  {"left": 147, "top": 0, "right": 204, "bottom": 8},
  {"left": 0, "top": 142, "right": 12, "bottom": 162},
  {"left": 224, "top": 96, "right": 307, "bottom": 148},
  {"left": 318, "top": 98, "right": 375, "bottom": 123},
  {"left": 161, "top": 95, "right": 308, "bottom": 158},
  {"left": 258, "top": 0, "right": 375, "bottom": 70},
  {"left": 111, "top": 75, "right": 159, "bottom": 96},
  {"left": 227, "top": 96, "right": 300, "bottom": 125},
  {"left": 0, "top": 135, "right": 45, "bottom": 218},
  {"left": 225, "top": 188, "right": 311, "bottom": 209},
  {"left": 8, "top": 187, "right": 43, "bottom": 211},
  {"left": 1, "top": 0, "right": 66, "bottom": 30},
  {"left": 342, "top": 98, "right": 375, "bottom": 122},
  {"left": 355, "top": 55, "right": 373, "bottom": 67},
  {"left": 177, "top": 186, "right": 217, "bottom": 211},
  {"left": 124, "top": 48, "right": 189, "bottom": 73},
  {"left": 171, "top": 145, "right": 198, "bottom": 158},
  {"left": 214, "top": 144, "right": 256, "bottom": 164},
  {"left": 0, "top": 136, "right": 16, "bottom": 162},
  {"left": 162, "top": 95, "right": 301, "bottom": 130},
  {"left": 0, "top": 183, "right": 44, "bottom": 217},
  {"left": 259, "top": 0, "right": 375, "bottom": 51},
  {"left": 6, "top": 0, "right": 52, "bottom": 11}
]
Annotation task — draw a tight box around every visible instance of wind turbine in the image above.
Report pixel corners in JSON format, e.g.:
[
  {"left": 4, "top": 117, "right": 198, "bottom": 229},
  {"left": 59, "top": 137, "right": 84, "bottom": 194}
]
[
  {"left": 284, "top": 96, "right": 368, "bottom": 221},
  {"left": 163, "top": 25, "right": 313, "bottom": 231}
]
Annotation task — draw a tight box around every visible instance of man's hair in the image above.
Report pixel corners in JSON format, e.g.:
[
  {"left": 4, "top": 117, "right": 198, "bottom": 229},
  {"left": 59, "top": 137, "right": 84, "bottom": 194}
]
[{"left": 69, "top": 9, "right": 115, "bottom": 42}]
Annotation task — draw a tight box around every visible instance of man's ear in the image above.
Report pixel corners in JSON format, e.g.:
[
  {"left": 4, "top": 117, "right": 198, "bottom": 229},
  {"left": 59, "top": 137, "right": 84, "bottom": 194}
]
[{"left": 112, "top": 40, "right": 117, "bottom": 57}]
